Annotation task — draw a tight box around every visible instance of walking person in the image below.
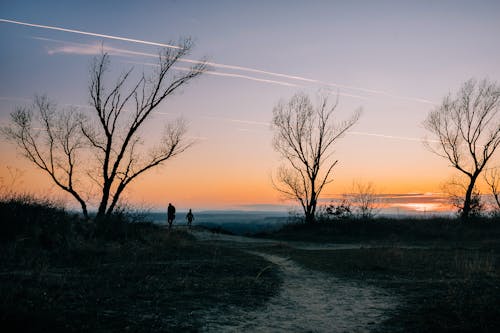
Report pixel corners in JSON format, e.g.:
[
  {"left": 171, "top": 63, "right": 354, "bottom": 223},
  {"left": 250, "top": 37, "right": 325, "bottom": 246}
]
[
  {"left": 167, "top": 203, "right": 176, "bottom": 229},
  {"left": 186, "top": 209, "right": 194, "bottom": 230}
]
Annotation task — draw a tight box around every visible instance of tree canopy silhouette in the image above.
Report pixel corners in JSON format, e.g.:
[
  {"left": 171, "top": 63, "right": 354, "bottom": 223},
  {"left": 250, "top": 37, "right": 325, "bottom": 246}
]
[
  {"left": 424, "top": 78, "right": 500, "bottom": 218},
  {"left": 3, "top": 39, "right": 207, "bottom": 220},
  {"left": 271, "top": 92, "right": 361, "bottom": 223}
]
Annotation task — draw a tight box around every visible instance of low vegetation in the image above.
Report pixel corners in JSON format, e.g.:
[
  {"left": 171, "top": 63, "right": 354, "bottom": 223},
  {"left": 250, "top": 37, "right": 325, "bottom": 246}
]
[
  {"left": 259, "top": 217, "right": 500, "bottom": 245},
  {"left": 0, "top": 195, "right": 280, "bottom": 332},
  {"left": 262, "top": 244, "right": 500, "bottom": 332},
  {"left": 258, "top": 217, "right": 500, "bottom": 332},
  {"left": 2, "top": 193, "right": 499, "bottom": 332}
]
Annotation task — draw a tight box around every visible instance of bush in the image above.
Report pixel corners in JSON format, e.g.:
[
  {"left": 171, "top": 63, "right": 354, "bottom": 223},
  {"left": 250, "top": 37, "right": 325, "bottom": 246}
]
[
  {"left": 322, "top": 200, "right": 353, "bottom": 221},
  {"left": 0, "top": 194, "right": 165, "bottom": 249},
  {"left": 0, "top": 194, "right": 81, "bottom": 249},
  {"left": 93, "top": 209, "right": 160, "bottom": 242}
]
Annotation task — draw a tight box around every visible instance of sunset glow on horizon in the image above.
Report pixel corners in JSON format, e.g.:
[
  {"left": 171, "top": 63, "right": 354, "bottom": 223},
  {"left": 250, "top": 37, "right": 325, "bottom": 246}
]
[{"left": 1, "top": 1, "right": 499, "bottom": 214}]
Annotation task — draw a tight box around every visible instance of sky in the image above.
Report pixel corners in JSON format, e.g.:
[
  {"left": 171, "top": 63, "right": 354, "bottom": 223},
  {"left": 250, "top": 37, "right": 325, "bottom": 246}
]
[{"left": 1, "top": 0, "right": 499, "bottom": 213}]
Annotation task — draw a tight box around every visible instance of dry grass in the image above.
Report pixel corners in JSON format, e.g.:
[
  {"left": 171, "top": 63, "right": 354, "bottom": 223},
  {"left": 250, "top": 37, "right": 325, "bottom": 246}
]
[
  {"left": 260, "top": 244, "right": 500, "bottom": 332},
  {"left": 0, "top": 196, "right": 281, "bottom": 332}
]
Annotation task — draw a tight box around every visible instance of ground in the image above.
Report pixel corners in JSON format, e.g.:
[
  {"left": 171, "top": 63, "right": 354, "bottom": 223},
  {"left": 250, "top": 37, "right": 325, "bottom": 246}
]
[
  {"left": 0, "top": 229, "right": 280, "bottom": 332},
  {"left": 1, "top": 200, "right": 499, "bottom": 332},
  {"left": 253, "top": 219, "right": 500, "bottom": 333}
]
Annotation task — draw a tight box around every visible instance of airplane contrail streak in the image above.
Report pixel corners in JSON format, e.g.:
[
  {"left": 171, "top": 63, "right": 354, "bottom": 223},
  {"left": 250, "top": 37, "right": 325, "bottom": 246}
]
[
  {"left": 0, "top": 18, "right": 181, "bottom": 49},
  {"left": 3, "top": 18, "right": 436, "bottom": 104},
  {"left": 122, "top": 59, "right": 301, "bottom": 87},
  {"left": 122, "top": 61, "right": 370, "bottom": 97},
  {"left": 37, "top": 38, "right": 434, "bottom": 103},
  {"left": 202, "top": 69, "right": 300, "bottom": 87},
  {"left": 348, "top": 131, "right": 439, "bottom": 143}
]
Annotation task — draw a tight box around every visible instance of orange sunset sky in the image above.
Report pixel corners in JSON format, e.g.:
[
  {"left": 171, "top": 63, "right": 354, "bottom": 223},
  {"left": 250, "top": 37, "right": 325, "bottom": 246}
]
[{"left": 1, "top": 1, "right": 499, "bottom": 213}]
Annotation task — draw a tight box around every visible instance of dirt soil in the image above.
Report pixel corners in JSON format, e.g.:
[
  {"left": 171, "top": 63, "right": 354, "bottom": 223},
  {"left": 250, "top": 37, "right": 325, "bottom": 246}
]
[{"left": 193, "top": 231, "right": 500, "bottom": 333}]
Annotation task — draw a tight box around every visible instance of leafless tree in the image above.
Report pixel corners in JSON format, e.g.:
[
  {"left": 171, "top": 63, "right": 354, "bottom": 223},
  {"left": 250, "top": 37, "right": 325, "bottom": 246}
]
[
  {"left": 442, "top": 175, "right": 484, "bottom": 217},
  {"left": 348, "top": 181, "right": 380, "bottom": 219},
  {"left": 484, "top": 167, "right": 500, "bottom": 212},
  {"left": 271, "top": 92, "right": 361, "bottom": 223},
  {"left": 3, "top": 39, "right": 206, "bottom": 220},
  {"left": 424, "top": 79, "right": 500, "bottom": 219}
]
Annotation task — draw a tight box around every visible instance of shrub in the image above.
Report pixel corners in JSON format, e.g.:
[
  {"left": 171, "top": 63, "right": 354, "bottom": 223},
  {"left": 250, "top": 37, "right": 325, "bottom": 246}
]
[
  {"left": 93, "top": 209, "right": 160, "bottom": 242},
  {"left": 323, "top": 200, "right": 353, "bottom": 220},
  {"left": 0, "top": 194, "right": 80, "bottom": 249},
  {"left": 0, "top": 194, "right": 163, "bottom": 249}
]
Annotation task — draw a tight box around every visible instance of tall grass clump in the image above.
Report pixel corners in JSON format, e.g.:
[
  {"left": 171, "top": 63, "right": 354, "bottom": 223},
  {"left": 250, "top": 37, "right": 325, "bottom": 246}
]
[
  {"left": 0, "top": 192, "right": 174, "bottom": 249},
  {"left": 92, "top": 206, "right": 161, "bottom": 243},
  {"left": 0, "top": 193, "right": 82, "bottom": 250}
]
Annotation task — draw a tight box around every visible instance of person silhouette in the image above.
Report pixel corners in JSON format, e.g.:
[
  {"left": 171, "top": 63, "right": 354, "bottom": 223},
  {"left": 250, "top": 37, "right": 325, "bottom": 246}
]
[
  {"left": 167, "top": 203, "right": 176, "bottom": 229},
  {"left": 186, "top": 209, "right": 194, "bottom": 230}
]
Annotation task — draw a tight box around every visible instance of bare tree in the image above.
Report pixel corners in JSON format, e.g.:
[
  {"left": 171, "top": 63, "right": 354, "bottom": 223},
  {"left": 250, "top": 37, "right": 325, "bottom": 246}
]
[
  {"left": 484, "top": 167, "right": 500, "bottom": 212},
  {"left": 271, "top": 92, "right": 361, "bottom": 223},
  {"left": 4, "top": 97, "right": 90, "bottom": 216},
  {"left": 424, "top": 79, "right": 500, "bottom": 219},
  {"left": 348, "top": 181, "right": 380, "bottom": 219},
  {"left": 3, "top": 39, "right": 206, "bottom": 220},
  {"left": 442, "top": 175, "right": 484, "bottom": 217}
]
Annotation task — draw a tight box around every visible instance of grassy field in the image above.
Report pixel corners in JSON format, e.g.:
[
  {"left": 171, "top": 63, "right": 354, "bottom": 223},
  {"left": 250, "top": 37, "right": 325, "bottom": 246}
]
[
  {"left": 258, "top": 218, "right": 500, "bottom": 332},
  {"left": 258, "top": 217, "right": 500, "bottom": 245},
  {"left": 2, "top": 195, "right": 499, "bottom": 332},
  {"left": 0, "top": 196, "right": 281, "bottom": 332}
]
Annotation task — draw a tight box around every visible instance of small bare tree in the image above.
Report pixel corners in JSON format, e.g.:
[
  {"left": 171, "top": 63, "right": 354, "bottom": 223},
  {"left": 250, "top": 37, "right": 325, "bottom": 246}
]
[
  {"left": 349, "top": 181, "right": 380, "bottom": 219},
  {"left": 424, "top": 79, "right": 500, "bottom": 219},
  {"left": 3, "top": 39, "right": 206, "bottom": 220},
  {"left": 484, "top": 168, "right": 500, "bottom": 212},
  {"left": 272, "top": 92, "right": 361, "bottom": 223}
]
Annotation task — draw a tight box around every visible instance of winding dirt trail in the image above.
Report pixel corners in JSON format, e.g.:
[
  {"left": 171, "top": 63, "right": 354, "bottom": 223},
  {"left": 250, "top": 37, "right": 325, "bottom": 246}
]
[{"left": 193, "top": 232, "right": 398, "bottom": 332}]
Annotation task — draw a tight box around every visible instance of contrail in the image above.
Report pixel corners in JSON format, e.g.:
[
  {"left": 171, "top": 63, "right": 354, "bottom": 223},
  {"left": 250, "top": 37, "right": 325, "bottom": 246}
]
[
  {"left": 29, "top": 36, "right": 339, "bottom": 89},
  {"left": 31, "top": 39, "right": 302, "bottom": 88},
  {"left": 3, "top": 19, "right": 435, "bottom": 104},
  {"left": 47, "top": 39, "right": 435, "bottom": 104},
  {"left": 348, "top": 131, "right": 421, "bottom": 142},
  {"left": 40, "top": 38, "right": 404, "bottom": 99},
  {"left": 124, "top": 60, "right": 301, "bottom": 87},
  {"left": 202, "top": 69, "right": 300, "bottom": 87},
  {"left": 0, "top": 18, "right": 181, "bottom": 49},
  {"left": 348, "top": 131, "right": 440, "bottom": 143}
]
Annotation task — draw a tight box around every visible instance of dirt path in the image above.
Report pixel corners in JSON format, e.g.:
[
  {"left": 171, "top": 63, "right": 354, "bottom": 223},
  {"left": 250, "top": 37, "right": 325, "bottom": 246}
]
[{"left": 193, "top": 232, "right": 399, "bottom": 332}]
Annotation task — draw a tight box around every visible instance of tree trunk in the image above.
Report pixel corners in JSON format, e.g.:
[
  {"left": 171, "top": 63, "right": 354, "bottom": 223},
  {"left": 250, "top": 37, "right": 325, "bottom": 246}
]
[
  {"left": 78, "top": 199, "right": 89, "bottom": 220},
  {"left": 305, "top": 199, "right": 317, "bottom": 223},
  {"left": 305, "top": 210, "right": 315, "bottom": 223},
  {"left": 461, "top": 174, "right": 478, "bottom": 219},
  {"left": 96, "top": 184, "right": 111, "bottom": 220}
]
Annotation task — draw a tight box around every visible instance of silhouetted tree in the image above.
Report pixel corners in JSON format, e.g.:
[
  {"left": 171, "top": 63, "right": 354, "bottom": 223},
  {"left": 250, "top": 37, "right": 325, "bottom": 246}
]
[
  {"left": 271, "top": 92, "right": 361, "bottom": 223},
  {"left": 349, "top": 181, "right": 380, "bottom": 219},
  {"left": 485, "top": 168, "right": 500, "bottom": 212},
  {"left": 3, "top": 39, "right": 206, "bottom": 220},
  {"left": 442, "top": 176, "right": 484, "bottom": 217},
  {"left": 424, "top": 79, "right": 500, "bottom": 219}
]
